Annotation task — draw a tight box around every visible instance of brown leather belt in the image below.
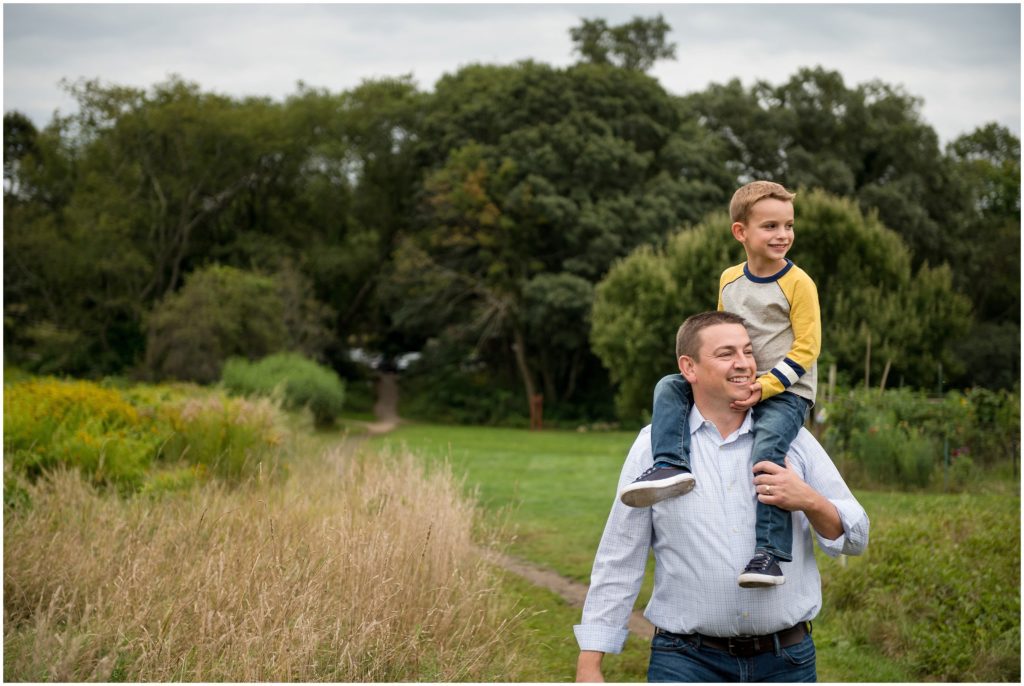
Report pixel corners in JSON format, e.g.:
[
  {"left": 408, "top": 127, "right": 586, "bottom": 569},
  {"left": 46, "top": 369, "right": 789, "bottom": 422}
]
[{"left": 654, "top": 622, "right": 810, "bottom": 657}]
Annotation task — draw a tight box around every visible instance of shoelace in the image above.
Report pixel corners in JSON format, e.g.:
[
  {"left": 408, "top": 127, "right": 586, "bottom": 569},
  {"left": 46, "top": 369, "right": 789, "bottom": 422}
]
[
  {"left": 746, "top": 553, "right": 774, "bottom": 571},
  {"left": 637, "top": 465, "right": 672, "bottom": 479}
]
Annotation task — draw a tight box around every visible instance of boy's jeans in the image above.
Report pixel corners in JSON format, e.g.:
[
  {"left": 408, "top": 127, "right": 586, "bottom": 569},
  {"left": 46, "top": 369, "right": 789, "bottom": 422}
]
[{"left": 650, "top": 374, "right": 811, "bottom": 562}]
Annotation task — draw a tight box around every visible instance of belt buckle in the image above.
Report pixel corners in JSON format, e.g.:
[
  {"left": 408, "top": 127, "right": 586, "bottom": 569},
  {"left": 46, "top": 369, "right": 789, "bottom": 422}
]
[{"left": 726, "top": 636, "right": 759, "bottom": 656}]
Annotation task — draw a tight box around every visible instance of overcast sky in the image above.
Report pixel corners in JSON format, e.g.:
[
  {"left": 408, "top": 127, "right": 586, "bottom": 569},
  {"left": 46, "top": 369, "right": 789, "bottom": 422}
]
[{"left": 3, "top": 3, "right": 1020, "bottom": 145}]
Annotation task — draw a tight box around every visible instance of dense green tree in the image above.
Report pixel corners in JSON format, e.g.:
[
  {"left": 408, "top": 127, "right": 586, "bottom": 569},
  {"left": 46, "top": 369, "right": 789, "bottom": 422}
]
[
  {"left": 944, "top": 124, "right": 1020, "bottom": 389},
  {"left": 389, "top": 60, "right": 731, "bottom": 415},
  {"left": 570, "top": 15, "right": 676, "bottom": 72},
  {"left": 681, "top": 67, "right": 964, "bottom": 272},
  {"left": 144, "top": 265, "right": 288, "bottom": 384},
  {"left": 592, "top": 190, "right": 973, "bottom": 420}
]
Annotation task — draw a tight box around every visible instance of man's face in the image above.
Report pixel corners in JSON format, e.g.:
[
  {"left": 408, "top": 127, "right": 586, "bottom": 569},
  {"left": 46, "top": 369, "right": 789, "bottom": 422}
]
[{"left": 679, "top": 323, "right": 756, "bottom": 403}]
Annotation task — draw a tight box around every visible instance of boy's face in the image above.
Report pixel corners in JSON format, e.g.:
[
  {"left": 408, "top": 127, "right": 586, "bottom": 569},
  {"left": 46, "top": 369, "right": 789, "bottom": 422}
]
[{"left": 732, "top": 198, "right": 795, "bottom": 270}]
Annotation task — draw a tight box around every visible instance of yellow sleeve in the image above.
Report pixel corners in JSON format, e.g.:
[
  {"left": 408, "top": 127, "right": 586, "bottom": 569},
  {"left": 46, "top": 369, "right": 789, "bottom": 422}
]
[
  {"left": 756, "top": 271, "right": 821, "bottom": 399},
  {"left": 718, "top": 265, "right": 744, "bottom": 312}
]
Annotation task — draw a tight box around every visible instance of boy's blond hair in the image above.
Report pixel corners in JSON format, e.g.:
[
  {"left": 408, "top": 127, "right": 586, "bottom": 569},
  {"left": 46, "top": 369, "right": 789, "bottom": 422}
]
[{"left": 729, "top": 181, "right": 796, "bottom": 224}]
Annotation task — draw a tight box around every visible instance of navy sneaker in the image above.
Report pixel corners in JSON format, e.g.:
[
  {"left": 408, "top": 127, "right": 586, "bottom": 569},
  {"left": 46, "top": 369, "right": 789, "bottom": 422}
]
[
  {"left": 738, "top": 552, "right": 786, "bottom": 588},
  {"left": 618, "top": 465, "right": 696, "bottom": 508}
]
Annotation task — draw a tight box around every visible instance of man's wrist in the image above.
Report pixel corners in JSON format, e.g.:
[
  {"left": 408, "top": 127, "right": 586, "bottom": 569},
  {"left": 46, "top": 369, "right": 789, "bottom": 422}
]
[{"left": 576, "top": 650, "right": 604, "bottom": 682}]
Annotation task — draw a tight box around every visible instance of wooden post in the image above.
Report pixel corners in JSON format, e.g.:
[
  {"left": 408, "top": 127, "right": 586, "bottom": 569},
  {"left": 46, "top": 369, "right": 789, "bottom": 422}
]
[
  {"left": 879, "top": 359, "right": 892, "bottom": 392},
  {"left": 864, "top": 330, "right": 872, "bottom": 389},
  {"left": 828, "top": 363, "right": 837, "bottom": 405},
  {"left": 529, "top": 394, "right": 544, "bottom": 431}
]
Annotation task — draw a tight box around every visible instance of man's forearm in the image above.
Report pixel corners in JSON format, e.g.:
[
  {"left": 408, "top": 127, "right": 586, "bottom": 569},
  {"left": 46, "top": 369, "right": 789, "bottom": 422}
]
[
  {"left": 576, "top": 650, "right": 605, "bottom": 682},
  {"left": 803, "top": 491, "right": 843, "bottom": 540}
]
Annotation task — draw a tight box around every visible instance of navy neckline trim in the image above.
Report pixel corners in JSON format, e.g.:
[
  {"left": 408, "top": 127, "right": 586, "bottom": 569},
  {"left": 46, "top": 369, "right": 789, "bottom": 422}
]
[{"left": 743, "top": 259, "right": 793, "bottom": 283}]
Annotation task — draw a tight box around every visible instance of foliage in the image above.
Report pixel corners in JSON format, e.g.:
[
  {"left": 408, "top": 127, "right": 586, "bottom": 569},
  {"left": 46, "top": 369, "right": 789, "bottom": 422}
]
[
  {"left": 3, "top": 377, "right": 285, "bottom": 495},
  {"left": 145, "top": 265, "right": 288, "bottom": 383},
  {"left": 3, "top": 21, "right": 1018, "bottom": 417},
  {"left": 821, "top": 493, "right": 1020, "bottom": 681},
  {"left": 570, "top": 14, "right": 676, "bottom": 72},
  {"left": 221, "top": 352, "right": 346, "bottom": 428},
  {"left": 821, "top": 386, "right": 1021, "bottom": 490},
  {"left": 592, "top": 190, "right": 972, "bottom": 420},
  {"left": 388, "top": 59, "right": 731, "bottom": 418}
]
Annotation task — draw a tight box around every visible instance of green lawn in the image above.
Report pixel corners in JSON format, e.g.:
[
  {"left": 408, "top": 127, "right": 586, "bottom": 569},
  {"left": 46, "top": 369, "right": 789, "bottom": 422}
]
[
  {"left": 372, "top": 422, "right": 1020, "bottom": 682},
  {"left": 375, "top": 422, "right": 638, "bottom": 581}
]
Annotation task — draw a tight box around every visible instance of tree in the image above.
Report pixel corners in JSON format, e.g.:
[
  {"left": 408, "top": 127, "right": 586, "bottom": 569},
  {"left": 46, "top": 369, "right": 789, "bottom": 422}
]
[
  {"left": 681, "top": 67, "right": 963, "bottom": 272},
  {"left": 144, "top": 265, "right": 288, "bottom": 384},
  {"left": 389, "top": 60, "right": 731, "bottom": 417},
  {"left": 592, "top": 190, "right": 972, "bottom": 420},
  {"left": 944, "top": 124, "right": 1020, "bottom": 389},
  {"left": 570, "top": 15, "right": 676, "bottom": 72}
]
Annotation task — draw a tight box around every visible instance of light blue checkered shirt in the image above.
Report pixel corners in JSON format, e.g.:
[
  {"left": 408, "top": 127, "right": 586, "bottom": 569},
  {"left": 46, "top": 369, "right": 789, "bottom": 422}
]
[{"left": 574, "top": 405, "right": 869, "bottom": 654}]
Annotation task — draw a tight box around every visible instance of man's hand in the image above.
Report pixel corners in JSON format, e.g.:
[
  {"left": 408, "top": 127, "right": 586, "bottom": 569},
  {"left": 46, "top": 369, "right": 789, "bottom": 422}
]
[
  {"left": 752, "top": 458, "right": 843, "bottom": 539},
  {"left": 576, "top": 651, "right": 605, "bottom": 682},
  {"left": 730, "top": 381, "right": 762, "bottom": 411}
]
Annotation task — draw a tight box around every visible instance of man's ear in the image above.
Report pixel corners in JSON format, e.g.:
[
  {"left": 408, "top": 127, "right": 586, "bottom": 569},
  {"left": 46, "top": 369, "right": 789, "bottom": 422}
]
[
  {"left": 678, "top": 355, "right": 698, "bottom": 383},
  {"left": 731, "top": 221, "right": 746, "bottom": 243}
]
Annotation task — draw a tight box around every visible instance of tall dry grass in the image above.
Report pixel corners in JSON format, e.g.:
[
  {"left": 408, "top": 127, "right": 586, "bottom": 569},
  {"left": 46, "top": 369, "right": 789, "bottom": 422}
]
[{"left": 4, "top": 445, "right": 522, "bottom": 681}]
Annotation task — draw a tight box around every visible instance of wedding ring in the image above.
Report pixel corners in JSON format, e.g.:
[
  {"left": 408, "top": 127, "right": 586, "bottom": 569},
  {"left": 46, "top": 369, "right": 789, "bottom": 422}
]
[{"left": 765, "top": 485, "right": 772, "bottom": 495}]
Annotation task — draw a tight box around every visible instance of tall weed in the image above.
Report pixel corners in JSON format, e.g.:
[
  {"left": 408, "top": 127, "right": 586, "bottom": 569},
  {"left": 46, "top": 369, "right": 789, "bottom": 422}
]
[
  {"left": 3, "top": 448, "right": 521, "bottom": 681},
  {"left": 4, "top": 378, "right": 285, "bottom": 494}
]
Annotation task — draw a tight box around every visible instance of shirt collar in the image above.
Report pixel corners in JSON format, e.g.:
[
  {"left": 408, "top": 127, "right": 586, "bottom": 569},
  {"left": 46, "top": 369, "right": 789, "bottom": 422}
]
[{"left": 688, "top": 404, "right": 754, "bottom": 441}]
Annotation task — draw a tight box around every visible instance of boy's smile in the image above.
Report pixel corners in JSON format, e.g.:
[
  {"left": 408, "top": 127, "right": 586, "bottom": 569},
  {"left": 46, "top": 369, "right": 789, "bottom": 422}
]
[{"left": 731, "top": 197, "right": 795, "bottom": 277}]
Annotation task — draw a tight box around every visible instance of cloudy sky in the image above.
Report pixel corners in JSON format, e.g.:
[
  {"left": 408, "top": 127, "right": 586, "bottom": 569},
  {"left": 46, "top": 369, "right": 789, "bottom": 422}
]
[{"left": 3, "top": 3, "right": 1020, "bottom": 145}]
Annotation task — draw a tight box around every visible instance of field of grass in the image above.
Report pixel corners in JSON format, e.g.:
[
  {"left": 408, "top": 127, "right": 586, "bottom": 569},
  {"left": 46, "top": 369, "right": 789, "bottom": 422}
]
[
  {"left": 4, "top": 446, "right": 525, "bottom": 681},
  {"left": 375, "top": 421, "right": 1021, "bottom": 682}
]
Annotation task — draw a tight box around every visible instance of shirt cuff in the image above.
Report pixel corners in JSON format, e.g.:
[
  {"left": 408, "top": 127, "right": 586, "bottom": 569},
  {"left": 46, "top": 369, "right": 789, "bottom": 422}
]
[
  {"left": 814, "top": 498, "right": 868, "bottom": 557},
  {"left": 574, "top": 623, "right": 630, "bottom": 654}
]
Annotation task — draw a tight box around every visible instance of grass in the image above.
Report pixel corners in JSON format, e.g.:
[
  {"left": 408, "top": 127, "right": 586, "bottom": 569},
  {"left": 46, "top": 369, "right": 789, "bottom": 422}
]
[
  {"left": 374, "top": 422, "right": 640, "bottom": 582},
  {"left": 374, "top": 421, "right": 1021, "bottom": 682},
  {"left": 3, "top": 445, "right": 522, "bottom": 681}
]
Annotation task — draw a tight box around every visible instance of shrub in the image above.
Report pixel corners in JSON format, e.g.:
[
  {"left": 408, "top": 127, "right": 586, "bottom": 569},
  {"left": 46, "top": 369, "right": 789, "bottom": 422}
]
[
  {"left": 3, "top": 377, "right": 286, "bottom": 492},
  {"left": 158, "top": 394, "right": 286, "bottom": 480},
  {"left": 821, "top": 386, "right": 1020, "bottom": 490},
  {"left": 821, "top": 494, "right": 1020, "bottom": 681},
  {"left": 145, "top": 265, "right": 288, "bottom": 384},
  {"left": 221, "top": 353, "right": 345, "bottom": 428},
  {"left": 4, "top": 379, "right": 163, "bottom": 492}
]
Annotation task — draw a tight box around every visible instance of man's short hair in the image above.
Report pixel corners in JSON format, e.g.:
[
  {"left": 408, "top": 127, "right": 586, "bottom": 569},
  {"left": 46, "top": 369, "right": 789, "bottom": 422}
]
[
  {"left": 676, "top": 311, "right": 748, "bottom": 359},
  {"left": 730, "top": 180, "right": 796, "bottom": 224}
]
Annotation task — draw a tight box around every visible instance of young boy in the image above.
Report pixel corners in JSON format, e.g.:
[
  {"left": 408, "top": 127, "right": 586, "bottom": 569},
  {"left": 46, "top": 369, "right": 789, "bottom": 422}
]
[{"left": 617, "top": 180, "right": 821, "bottom": 589}]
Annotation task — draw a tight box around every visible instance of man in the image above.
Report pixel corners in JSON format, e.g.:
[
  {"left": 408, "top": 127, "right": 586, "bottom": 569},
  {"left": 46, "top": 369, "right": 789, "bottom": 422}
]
[{"left": 574, "top": 311, "right": 869, "bottom": 682}]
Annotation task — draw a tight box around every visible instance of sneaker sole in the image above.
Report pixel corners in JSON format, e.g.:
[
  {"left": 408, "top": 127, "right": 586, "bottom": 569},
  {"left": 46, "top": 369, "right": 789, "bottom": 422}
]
[
  {"left": 618, "top": 474, "right": 696, "bottom": 508},
  {"left": 737, "top": 573, "right": 786, "bottom": 588}
]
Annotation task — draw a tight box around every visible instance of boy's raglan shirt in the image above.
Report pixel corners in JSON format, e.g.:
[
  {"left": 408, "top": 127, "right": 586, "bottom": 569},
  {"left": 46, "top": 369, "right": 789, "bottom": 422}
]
[{"left": 718, "top": 259, "right": 820, "bottom": 403}]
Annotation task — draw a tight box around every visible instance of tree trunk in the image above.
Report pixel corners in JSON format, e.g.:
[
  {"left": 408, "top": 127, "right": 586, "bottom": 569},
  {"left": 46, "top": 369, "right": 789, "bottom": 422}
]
[{"left": 511, "top": 326, "right": 538, "bottom": 412}]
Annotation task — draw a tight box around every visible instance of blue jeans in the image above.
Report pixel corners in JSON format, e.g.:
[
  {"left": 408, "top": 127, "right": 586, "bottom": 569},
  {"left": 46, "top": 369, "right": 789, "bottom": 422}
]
[
  {"left": 647, "top": 631, "right": 817, "bottom": 682},
  {"left": 650, "top": 374, "right": 810, "bottom": 561}
]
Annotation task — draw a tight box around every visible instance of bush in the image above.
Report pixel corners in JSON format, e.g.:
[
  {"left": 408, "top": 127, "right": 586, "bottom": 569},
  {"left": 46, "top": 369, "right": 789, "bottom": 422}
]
[
  {"left": 3, "top": 377, "right": 286, "bottom": 493},
  {"left": 145, "top": 265, "right": 288, "bottom": 384},
  {"left": 821, "top": 494, "right": 1020, "bottom": 681},
  {"left": 821, "top": 386, "right": 1020, "bottom": 491},
  {"left": 4, "top": 378, "right": 163, "bottom": 493},
  {"left": 221, "top": 353, "right": 345, "bottom": 428}
]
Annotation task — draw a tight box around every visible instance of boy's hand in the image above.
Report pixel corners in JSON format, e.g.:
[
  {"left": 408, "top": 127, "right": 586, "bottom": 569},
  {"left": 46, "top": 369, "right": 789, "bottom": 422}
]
[{"left": 730, "top": 382, "right": 762, "bottom": 410}]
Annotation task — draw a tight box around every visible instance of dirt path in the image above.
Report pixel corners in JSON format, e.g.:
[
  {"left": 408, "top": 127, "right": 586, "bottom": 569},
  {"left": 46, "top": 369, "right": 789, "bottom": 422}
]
[{"left": 340, "top": 372, "right": 654, "bottom": 640}]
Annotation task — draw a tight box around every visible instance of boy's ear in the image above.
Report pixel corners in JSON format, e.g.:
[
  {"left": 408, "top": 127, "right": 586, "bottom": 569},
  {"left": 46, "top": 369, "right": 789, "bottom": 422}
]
[
  {"left": 678, "top": 355, "right": 698, "bottom": 383},
  {"left": 731, "top": 222, "right": 746, "bottom": 243}
]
